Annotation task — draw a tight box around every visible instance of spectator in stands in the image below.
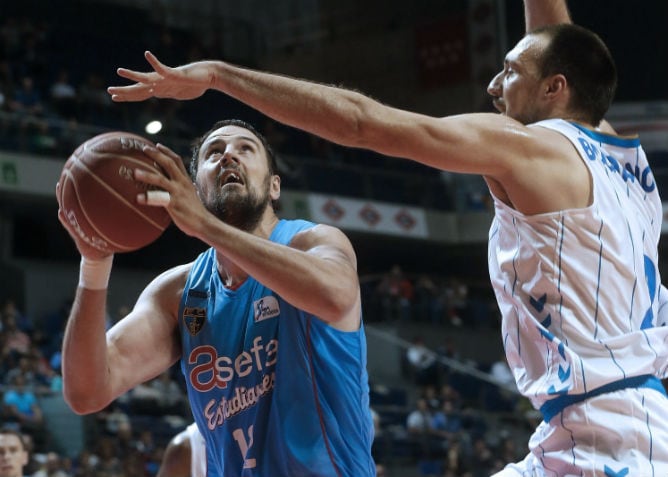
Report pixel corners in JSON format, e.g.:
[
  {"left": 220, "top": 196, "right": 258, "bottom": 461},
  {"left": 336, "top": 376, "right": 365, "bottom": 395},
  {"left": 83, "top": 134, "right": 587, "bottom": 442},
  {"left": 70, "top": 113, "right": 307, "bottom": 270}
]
[
  {"left": 406, "top": 397, "right": 441, "bottom": 462},
  {"left": 435, "top": 337, "right": 462, "bottom": 386},
  {"left": 94, "top": 436, "right": 122, "bottom": 477},
  {"left": 119, "top": 448, "right": 146, "bottom": 477},
  {"left": 8, "top": 75, "right": 49, "bottom": 148},
  {"left": 406, "top": 398, "right": 433, "bottom": 435},
  {"left": 422, "top": 384, "right": 441, "bottom": 411},
  {"left": 70, "top": 448, "right": 99, "bottom": 477},
  {"left": 31, "top": 452, "right": 71, "bottom": 477},
  {"left": 147, "top": 371, "right": 187, "bottom": 415},
  {"left": 1, "top": 299, "right": 31, "bottom": 334},
  {"left": 49, "top": 68, "right": 78, "bottom": 120},
  {"left": 41, "top": 299, "right": 71, "bottom": 350},
  {"left": 2, "top": 373, "right": 45, "bottom": 448},
  {"left": 430, "top": 398, "right": 463, "bottom": 442},
  {"left": 0, "top": 313, "right": 31, "bottom": 374},
  {"left": 0, "top": 427, "right": 29, "bottom": 477},
  {"left": 468, "top": 437, "right": 495, "bottom": 477},
  {"left": 487, "top": 353, "right": 518, "bottom": 412},
  {"left": 77, "top": 73, "right": 114, "bottom": 125},
  {"left": 127, "top": 370, "right": 186, "bottom": 416},
  {"left": 4, "top": 356, "right": 38, "bottom": 388},
  {"left": 445, "top": 279, "right": 468, "bottom": 327},
  {"left": 413, "top": 274, "right": 443, "bottom": 324},
  {"left": 99, "top": 401, "right": 131, "bottom": 437},
  {"left": 443, "top": 440, "right": 469, "bottom": 477},
  {"left": 405, "top": 336, "right": 439, "bottom": 389},
  {"left": 438, "top": 384, "right": 463, "bottom": 412},
  {"left": 17, "top": 434, "right": 39, "bottom": 476},
  {"left": 133, "top": 428, "right": 157, "bottom": 458},
  {"left": 375, "top": 265, "right": 414, "bottom": 321}
]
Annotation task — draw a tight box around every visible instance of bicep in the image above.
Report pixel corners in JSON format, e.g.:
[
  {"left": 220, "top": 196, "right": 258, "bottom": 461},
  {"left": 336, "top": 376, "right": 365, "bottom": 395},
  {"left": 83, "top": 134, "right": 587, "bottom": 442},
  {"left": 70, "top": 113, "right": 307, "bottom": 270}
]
[
  {"left": 362, "top": 109, "right": 536, "bottom": 177},
  {"left": 292, "top": 224, "right": 358, "bottom": 277},
  {"left": 107, "top": 267, "right": 187, "bottom": 395},
  {"left": 290, "top": 224, "right": 361, "bottom": 329}
]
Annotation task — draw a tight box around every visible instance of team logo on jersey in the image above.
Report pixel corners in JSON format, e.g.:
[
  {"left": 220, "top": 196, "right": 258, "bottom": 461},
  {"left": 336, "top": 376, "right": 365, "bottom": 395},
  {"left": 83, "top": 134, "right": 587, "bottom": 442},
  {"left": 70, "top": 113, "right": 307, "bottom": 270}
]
[
  {"left": 253, "top": 296, "right": 280, "bottom": 322},
  {"left": 183, "top": 307, "right": 206, "bottom": 336}
]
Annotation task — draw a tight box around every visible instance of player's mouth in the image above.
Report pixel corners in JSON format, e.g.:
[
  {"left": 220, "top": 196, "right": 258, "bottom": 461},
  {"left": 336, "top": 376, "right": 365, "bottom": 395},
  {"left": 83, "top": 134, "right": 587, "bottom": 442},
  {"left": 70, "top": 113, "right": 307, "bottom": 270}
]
[
  {"left": 219, "top": 169, "right": 245, "bottom": 188},
  {"left": 492, "top": 98, "right": 506, "bottom": 114}
]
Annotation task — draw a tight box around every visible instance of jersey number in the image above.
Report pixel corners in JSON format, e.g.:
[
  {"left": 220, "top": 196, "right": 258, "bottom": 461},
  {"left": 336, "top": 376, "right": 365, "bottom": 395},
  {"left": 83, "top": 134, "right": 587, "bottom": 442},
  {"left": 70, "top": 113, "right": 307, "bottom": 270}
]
[{"left": 232, "top": 426, "right": 257, "bottom": 469}]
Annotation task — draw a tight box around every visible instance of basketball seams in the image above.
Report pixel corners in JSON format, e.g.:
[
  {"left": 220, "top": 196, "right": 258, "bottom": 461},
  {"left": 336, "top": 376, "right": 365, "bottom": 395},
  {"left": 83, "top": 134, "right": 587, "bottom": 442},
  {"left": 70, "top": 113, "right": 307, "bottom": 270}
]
[
  {"left": 59, "top": 167, "right": 135, "bottom": 253},
  {"left": 72, "top": 157, "right": 169, "bottom": 231},
  {"left": 58, "top": 131, "right": 172, "bottom": 254}
]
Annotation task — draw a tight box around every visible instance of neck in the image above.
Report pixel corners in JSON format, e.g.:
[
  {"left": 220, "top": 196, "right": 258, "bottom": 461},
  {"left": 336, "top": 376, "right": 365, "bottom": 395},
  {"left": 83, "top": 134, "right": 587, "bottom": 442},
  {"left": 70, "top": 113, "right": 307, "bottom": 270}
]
[{"left": 215, "top": 212, "right": 280, "bottom": 289}]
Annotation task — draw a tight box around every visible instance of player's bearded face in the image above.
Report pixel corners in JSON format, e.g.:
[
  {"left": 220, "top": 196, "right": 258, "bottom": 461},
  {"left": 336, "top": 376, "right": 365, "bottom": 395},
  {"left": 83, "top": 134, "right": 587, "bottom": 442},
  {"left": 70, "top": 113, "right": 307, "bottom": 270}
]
[{"left": 204, "top": 169, "right": 271, "bottom": 231}]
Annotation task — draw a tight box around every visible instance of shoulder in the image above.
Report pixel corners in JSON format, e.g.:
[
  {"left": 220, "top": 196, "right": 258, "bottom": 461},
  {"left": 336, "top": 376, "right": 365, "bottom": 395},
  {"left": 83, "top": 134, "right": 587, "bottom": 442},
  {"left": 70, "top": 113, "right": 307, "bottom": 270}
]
[
  {"left": 146, "top": 263, "right": 194, "bottom": 291},
  {"left": 290, "top": 223, "right": 355, "bottom": 255},
  {"left": 134, "top": 263, "right": 195, "bottom": 315}
]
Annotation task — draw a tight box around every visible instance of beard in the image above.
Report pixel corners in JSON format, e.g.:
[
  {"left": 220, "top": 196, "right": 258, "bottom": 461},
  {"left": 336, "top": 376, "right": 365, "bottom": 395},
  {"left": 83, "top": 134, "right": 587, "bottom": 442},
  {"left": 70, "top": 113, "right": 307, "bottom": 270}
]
[{"left": 203, "top": 174, "right": 271, "bottom": 232}]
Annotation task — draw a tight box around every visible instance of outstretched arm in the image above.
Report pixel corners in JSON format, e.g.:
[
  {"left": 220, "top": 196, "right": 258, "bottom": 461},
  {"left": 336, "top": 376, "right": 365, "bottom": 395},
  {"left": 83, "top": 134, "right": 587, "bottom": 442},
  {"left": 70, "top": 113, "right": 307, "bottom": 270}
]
[
  {"left": 108, "top": 52, "right": 542, "bottom": 179},
  {"left": 524, "top": 0, "right": 571, "bottom": 32}
]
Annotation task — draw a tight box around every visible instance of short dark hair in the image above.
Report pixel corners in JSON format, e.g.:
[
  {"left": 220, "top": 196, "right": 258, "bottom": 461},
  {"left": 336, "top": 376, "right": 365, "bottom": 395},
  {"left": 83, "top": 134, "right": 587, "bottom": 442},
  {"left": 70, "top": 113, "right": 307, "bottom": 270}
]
[
  {"left": 189, "top": 119, "right": 278, "bottom": 180},
  {"left": 0, "top": 428, "right": 27, "bottom": 450},
  {"left": 531, "top": 24, "right": 617, "bottom": 125}
]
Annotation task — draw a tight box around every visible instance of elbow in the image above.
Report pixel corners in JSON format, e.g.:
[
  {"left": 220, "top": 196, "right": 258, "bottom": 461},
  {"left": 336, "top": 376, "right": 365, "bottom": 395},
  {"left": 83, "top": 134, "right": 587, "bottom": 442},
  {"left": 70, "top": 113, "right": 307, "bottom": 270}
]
[
  {"left": 63, "top": 385, "right": 110, "bottom": 415},
  {"left": 321, "top": 285, "right": 360, "bottom": 324}
]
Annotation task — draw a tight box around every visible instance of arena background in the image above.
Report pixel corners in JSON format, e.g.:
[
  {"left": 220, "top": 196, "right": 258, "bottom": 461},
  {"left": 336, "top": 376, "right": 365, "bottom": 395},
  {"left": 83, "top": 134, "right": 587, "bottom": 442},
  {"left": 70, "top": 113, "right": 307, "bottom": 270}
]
[{"left": 0, "top": 1, "right": 667, "bottom": 476}]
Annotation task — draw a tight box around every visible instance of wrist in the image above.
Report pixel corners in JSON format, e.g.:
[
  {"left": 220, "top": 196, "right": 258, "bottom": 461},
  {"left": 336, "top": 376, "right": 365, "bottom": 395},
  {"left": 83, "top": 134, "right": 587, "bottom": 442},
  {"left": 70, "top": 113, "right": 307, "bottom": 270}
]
[{"left": 79, "top": 255, "right": 114, "bottom": 290}]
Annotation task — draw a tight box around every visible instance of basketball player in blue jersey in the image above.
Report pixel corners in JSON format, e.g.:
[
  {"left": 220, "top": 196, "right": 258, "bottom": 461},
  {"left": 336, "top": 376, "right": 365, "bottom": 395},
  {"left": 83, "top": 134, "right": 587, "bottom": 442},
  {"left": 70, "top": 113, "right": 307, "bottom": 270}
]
[
  {"left": 106, "top": 1, "right": 668, "bottom": 475},
  {"left": 57, "top": 118, "right": 376, "bottom": 476}
]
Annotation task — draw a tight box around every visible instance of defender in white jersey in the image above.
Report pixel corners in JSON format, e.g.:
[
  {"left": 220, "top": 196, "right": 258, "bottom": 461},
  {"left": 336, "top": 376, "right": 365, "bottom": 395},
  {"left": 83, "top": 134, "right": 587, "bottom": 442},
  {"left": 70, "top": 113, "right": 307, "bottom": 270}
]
[{"left": 107, "top": 0, "right": 668, "bottom": 475}]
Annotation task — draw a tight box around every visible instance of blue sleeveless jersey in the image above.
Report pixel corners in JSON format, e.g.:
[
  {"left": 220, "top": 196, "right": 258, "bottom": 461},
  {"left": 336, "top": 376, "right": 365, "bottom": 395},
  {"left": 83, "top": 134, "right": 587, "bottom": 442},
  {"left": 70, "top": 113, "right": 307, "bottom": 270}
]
[{"left": 178, "top": 219, "right": 375, "bottom": 477}]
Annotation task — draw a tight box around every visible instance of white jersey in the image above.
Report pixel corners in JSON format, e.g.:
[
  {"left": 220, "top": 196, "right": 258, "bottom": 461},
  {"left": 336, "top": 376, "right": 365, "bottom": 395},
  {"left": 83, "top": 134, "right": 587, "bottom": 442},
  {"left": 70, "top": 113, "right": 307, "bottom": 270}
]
[
  {"left": 488, "top": 119, "right": 668, "bottom": 416},
  {"left": 186, "top": 423, "right": 207, "bottom": 477}
]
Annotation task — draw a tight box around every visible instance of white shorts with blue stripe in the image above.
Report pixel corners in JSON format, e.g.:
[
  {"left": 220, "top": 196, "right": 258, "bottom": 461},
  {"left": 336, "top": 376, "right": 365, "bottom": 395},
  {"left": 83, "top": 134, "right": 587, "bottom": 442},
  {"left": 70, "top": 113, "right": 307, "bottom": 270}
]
[{"left": 493, "top": 385, "right": 668, "bottom": 477}]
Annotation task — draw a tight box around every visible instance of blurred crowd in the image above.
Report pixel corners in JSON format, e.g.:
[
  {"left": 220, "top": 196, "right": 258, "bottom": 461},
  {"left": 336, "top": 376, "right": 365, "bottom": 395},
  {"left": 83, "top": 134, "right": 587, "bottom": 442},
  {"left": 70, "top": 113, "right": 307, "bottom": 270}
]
[{"left": 0, "top": 11, "right": 489, "bottom": 212}]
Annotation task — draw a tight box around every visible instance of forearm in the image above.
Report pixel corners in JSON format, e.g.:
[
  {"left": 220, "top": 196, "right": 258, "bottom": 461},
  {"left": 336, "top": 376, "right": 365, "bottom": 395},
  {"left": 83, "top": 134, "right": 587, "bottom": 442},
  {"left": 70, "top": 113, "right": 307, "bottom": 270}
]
[
  {"left": 524, "top": 0, "right": 571, "bottom": 32},
  {"left": 210, "top": 61, "right": 383, "bottom": 152},
  {"left": 61, "top": 288, "right": 115, "bottom": 414},
  {"left": 198, "top": 218, "right": 359, "bottom": 323}
]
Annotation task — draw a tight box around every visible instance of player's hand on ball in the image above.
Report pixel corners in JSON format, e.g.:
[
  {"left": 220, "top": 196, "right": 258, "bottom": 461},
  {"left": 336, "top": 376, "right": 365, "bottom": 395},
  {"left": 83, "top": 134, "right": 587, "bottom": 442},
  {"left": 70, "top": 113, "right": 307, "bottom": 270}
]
[
  {"left": 108, "top": 51, "right": 215, "bottom": 102},
  {"left": 136, "top": 144, "right": 212, "bottom": 239},
  {"left": 56, "top": 189, "right": 113, "bottom": 261}
]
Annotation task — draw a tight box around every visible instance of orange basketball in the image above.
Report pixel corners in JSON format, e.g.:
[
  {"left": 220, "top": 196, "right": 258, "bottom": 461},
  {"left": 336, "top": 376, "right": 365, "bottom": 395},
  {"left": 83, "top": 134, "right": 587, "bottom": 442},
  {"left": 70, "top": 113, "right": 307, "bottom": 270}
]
[{"left": 57, "top": 131, "right": 172, "bottom": 254}]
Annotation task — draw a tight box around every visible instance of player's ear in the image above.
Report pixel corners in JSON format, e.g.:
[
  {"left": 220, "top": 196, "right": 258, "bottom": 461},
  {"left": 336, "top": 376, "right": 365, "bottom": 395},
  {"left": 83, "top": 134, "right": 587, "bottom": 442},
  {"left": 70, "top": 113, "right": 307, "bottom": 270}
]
[
  {"left": 544, "top": 74, "right": 567, "bottom": 100},
  {"left": 270, "top": 175, "right": 281, "bottom": 201}
]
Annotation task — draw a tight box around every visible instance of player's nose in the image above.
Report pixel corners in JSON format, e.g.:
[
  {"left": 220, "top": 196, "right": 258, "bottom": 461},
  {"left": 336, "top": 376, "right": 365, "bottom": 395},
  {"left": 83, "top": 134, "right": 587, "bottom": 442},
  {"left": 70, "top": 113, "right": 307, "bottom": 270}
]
[
  {"left": 487, "top": 71, "right": 503, "bottom": 97},
  {"left": 219, "top": 148, "right": 239, "bottom": 166}
]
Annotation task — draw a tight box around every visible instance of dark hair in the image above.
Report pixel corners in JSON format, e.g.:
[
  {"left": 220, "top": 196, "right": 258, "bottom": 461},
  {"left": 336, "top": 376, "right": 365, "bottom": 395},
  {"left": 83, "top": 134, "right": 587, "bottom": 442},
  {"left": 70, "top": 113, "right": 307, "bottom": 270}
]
[
  {"left": 531, "top": 24, "right": 617, "bottom": 125},
  {"left": 189, "top": 119, "right": 278, "bottom": 180},
  {"left": 0, "top": 427, "right": 27, "bottom": 450}
]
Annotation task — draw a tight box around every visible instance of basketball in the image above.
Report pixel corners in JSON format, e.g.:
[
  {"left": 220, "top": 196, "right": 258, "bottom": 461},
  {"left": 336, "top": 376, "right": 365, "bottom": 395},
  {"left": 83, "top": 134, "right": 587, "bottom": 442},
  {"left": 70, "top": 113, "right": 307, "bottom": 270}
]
[{"left": 57, "top": 131, "right": 172, "bottom": 254}]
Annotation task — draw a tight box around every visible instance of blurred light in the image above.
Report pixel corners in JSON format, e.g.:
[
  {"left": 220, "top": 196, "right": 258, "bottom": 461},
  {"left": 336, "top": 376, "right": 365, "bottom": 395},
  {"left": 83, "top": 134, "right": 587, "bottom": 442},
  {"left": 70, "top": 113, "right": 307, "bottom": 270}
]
[{"left": 145, "top": 120, "right": 162, "bottom": 134}]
